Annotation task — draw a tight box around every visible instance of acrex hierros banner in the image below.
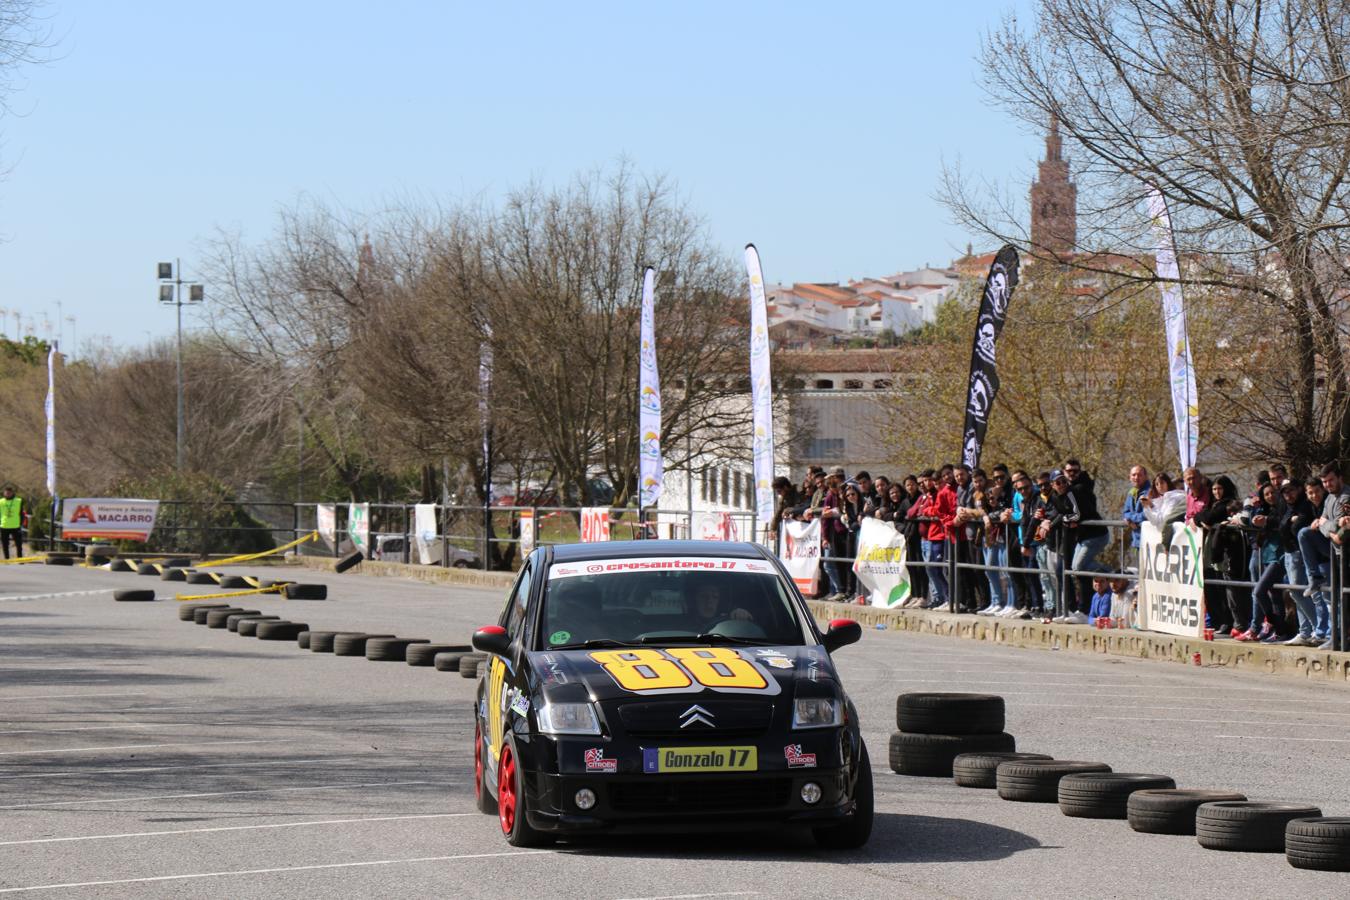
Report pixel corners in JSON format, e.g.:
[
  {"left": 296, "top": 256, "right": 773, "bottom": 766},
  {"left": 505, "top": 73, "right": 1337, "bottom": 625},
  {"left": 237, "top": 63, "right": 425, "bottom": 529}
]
[{"left": 61, "top": 498, "right": 161, "bottom": 541}]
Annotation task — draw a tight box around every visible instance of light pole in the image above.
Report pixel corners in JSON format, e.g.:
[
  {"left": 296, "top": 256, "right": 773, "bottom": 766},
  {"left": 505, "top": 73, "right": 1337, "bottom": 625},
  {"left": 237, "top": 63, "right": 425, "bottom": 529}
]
[{"left": 157, "top": 260, "right": 204, "bottom": 472}]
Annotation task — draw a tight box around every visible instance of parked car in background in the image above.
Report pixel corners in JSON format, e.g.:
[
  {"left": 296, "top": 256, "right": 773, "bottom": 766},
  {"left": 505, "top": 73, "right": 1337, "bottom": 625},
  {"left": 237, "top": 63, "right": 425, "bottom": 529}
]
[{"left": 372, "top": 534, "right": 480, "bottom": 568}]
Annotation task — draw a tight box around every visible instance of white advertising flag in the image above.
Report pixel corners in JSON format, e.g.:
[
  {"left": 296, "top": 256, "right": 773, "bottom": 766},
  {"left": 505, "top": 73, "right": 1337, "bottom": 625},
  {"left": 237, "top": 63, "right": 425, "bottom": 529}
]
[
  {"left": 347, "top": 502, "right": 370, "bottom": 556},
  {"left": 852, "top": 518, "right": 911, "bottom": 608},
  {"left": 780, "top": 518, "right": 821, "bottom": 595},
  {"left": 316, "top": 504, "right": 337, "bottom": 549},
  {"left": 1148, "top": 189, "right": 1199, "bottom": 470},
  {"left": 745, "top": 244, "right": 775, "bottom": 529},
  {"left": 414, "top": 503, "right": 438, "bottom": 565},
  {"left": 45, "top": 346, "right": 56, "bottom": 497},
  {"left": 638, "top": 266, "right": 663, "bottom": 508}
]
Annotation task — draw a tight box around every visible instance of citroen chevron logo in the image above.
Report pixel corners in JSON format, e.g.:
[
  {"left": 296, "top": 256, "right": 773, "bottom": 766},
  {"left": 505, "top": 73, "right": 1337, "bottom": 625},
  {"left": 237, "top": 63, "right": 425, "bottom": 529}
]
[{"left": 679, "top": 704, "right": 715, "bottom": 728}]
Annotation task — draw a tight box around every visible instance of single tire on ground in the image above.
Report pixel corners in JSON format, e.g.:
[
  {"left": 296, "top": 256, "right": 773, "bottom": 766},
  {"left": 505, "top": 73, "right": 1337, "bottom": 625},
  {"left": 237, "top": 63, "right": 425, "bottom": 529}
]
[
  {"left": 179, "top": 603, "right": 227, "bottom": 621},
  {"left": 237, "top": 616, "right": 282, "bottom": 636},
  {"left": 1127, "top": 789, "right": 1249, "bottom": 835},
  {"left": 1196, "top": 801, "right": 1323, "bottom": 852},
  {"left": 953, "top": 752, "right": 1054, "bottom": 788},
  {"left": 365, "top": 637, "right": 431, "bottom": 662},
  {"left": 888, "top": 730, "right": 1016, "bottom": 777},
  {"left": 297, "top": 630, "right": 311, "bottom": 649},
  {"left": 113, "top": 589, "right": 156, "bottom": 603},
  {"left": 84, "top": 544, "right": 117, "bottom": 562},
  {"left": 108, "top": 559, "right": 135, "bottom": 572},
  {"left": 307, "top": 631, "right": 356, "bottom": 653},
  {"left": 205, "top": 608, "right": 252, "bottom": 628},
  {"left": 217, "top": 575, "right": 250, "bottom": 589},
  {"left": 44, "top": 555, "right": 75, "bottom": 566},
  {"left": 895, "top": 692, "right": 1005, "bottom": 735},
  {"left": 227, "top": 612, "right": 272, "bottom": 632},
  {"left": 136, "top": 563, "right": 160, "bottom": 576},
  {"left": 332, "top": 633, "right": 394, "bottom": 656},
  {"left": 192, "top": 606, "right": 223, "bottom": 624},
  {"left": 996, "top": 760, "right": 1113, "bottom": 803},
  {"left": 434, "top": 651, "right": 472, "bottom": 672},
  {"left": 1286, "top": 817, "right": 1350, "bottom": 872},
  {"left": 407, "top": 643, "right": 472, "bottom": 667},
  {"left": 256, "top": 621, "right": 308, "bottom": 641},
  {"left": 335, "top": 550, "right": 363, "bottom": 574},
  {"left": 185, "top": 571, "right": 218, "bottom": 585},
  {"left": 160, "top": 568, "right": 188, "bottom": 582},
  {"left": 284, "top": 583, "right": 327, "bottom": 600},
  {"left": 164, "top": 557, "right": 192, "bottom": 568},
  {"left": 1058, "top": 773, "right": 1177, "bottom": 819}
]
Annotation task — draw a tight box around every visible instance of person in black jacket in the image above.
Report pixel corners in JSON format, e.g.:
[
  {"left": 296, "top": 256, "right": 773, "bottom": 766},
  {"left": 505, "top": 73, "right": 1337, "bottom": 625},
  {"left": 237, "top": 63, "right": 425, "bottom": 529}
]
[
  {"left": 1063, "top": 459, "right": 1109, "bottom": 618},
  {"left": 1240, "top": 481, "right": 1290, "bottom": 642},
  {"left": 1192, "top": 474, "right": 1247, "bottom": 633},
  {"left": 893, "top": 476, "right": 928, "bottom": 605},
  {"left": 1039, "top": 471, "right": 1088, "bottom": 623},
  {"left": 1276, "top": 480, "right": 1320, "bottom": 645}
]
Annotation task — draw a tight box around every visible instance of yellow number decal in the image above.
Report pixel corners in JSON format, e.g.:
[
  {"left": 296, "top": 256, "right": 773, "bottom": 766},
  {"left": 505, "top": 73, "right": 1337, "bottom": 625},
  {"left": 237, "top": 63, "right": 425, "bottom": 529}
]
[
  {"left": 487, "top": 656, "right": 506, "bottom": 760},
  {"left": 590, "top": 649, "right": 692, "bottom": 691},
  {"left": 666, "top": 647, "right": 767, "bottom": 690}
]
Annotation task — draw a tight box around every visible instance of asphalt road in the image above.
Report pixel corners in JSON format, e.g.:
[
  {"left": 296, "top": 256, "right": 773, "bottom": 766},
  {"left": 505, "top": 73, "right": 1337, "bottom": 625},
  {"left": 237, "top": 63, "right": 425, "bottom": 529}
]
[{"left": 1, "top": 562, "right": 1347, "bottom": 898}]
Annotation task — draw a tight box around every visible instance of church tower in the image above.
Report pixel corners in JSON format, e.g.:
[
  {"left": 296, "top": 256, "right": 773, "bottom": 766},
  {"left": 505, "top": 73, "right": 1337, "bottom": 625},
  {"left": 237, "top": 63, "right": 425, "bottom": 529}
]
[{"left": 1029, "top": 116, "right": 1077, "bottom": 255}]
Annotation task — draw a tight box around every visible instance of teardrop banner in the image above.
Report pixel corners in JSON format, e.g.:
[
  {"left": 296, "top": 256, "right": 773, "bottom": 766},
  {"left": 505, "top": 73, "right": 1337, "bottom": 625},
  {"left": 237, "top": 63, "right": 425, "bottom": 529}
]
[{"left": 961, "top": 244, "right": 1020, "bottom": 468}]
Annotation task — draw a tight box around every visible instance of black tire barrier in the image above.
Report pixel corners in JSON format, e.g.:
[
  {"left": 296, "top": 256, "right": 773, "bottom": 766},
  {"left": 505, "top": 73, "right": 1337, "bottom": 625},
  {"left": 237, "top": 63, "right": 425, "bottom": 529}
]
[
  {"left": 85, "top": 544, "right": 117, "bottom": 562},
  {"left": 160, "top": 568, "right": 188, "bottom": 582},
  {"left": 1058, "top": 773, "right": 1177, "bottom": 819},
  {"left": 284, "top": 583, "right": 327, "bottom": 600},
  {"left": 44, "top": 556, "right": 75, "bottom": 566},
  {"left": 1127, "top": 789, "right": 1249, "bottom": 835},
  {"left": 227, "top": 612, "right": 273, "bottom": 632},
  {"left": 256, "top": 621, "right": 308, "bottom": 641},
  {"left": 1196, "top": 801, "right": 1323, "bottom": 852},
  {"left": 108, "top": 559, "right": 135, "bottom": 572},
  {"left": 1286, "top": 817, "right": 1350, "bottom": 871},
  {"left": 165, "top": 557, "right": 192, "bottom": 568},
  {"left": 889, "top": 731, "right": 1016, "bottom": 777},
  {"left": 996, "top": 760, "right": 1113, "bottom": 803},
  {"left": 192, "top": 606, "right": 220, "bottom": 624},
  {"left": 408, "top": 643, "right": 472, "bottom": 667},
  {"left": 136, "top": 563, "right": 160, "bottom": 576},
  {"left": 185, "top": 572, "right": 217, "bottom": 585},
  {"left": 953, "top": 752, "right": 1054, "bottom": 788},
  {"left": 113, "top": 589, "right": 156, "bottom": 603},
  {"left": 308, "top": 631, "right": 359, "bottom": 653},
  {"left": 335, "top": 551, "right": 363, "bottom": 574},
  {"left": 895, "top": 692, "right": 1005, "bottom": 735},
  {"left": 459, "top": 654, "right": 487, "bottom": 678},
  {"left": 217, "top": 575, "right": 250, "bottom": 589},
  {"left": 332, "top": 634, "right": 394, "bottom": 656},
  {"left": 237, "top": 616, "right": 282, "bottom": 636},
  {"left": 434, "top": 651, "right": 472, "bottom": 672},
  {"left": 208, "top": 608, "right": 257, "bottom": 629},
  {"left": 180, "top": 603, "right": 227, "bottom": 621},
  {"left": 297, "top": 630, "right": 311, "bottom": 649},
  {"left": 366, "top": 637, "right": 430, "bottom": 662}
]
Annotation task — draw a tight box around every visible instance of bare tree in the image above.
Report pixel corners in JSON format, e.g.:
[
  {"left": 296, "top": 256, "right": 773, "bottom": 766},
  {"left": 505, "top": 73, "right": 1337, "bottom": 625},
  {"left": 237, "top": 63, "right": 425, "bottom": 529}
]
[{"left": 943, "top": 0, "right": 1350, "bottom": 471}]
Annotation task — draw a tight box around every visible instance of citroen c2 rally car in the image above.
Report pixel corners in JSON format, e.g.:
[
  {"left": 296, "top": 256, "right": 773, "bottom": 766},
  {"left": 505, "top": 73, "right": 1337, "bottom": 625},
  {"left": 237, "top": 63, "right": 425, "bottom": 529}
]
[{"left": 470, "top": 540, "right": 872, "bottom": 848}]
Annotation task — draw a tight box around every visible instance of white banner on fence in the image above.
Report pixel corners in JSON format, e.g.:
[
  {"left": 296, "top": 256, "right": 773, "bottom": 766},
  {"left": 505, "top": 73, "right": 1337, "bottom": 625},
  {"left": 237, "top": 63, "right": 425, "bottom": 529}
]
[
  {"left": 60, "top": 498, "right": 159, "bottom": 541},
  {"left": 347, "top": 502, "right": 370, "bottom": 556},
  {"left": 745, "top": 244, "right": 776, "bottom": 531},
  {"left": 580, "top": 507, "right": 610, "bottom": 543},
  {"left": 780, "top": 518, "right": 821, "bottom": 594},
  {"left": 1148, "top": 188, "right": 1199, "bottom": 471},
  {"left": 693, "top": 511, "right": 740, "bottom": 542},
  {"left": 1137, "top": 520, "right": 1205, "bottom": 638},
  {"left": 519, "top": 509, "right": 536, "bottom": 556},
  {"left": 638, "top": 266, "right": 664, "bottom": 508},
  {"left": 853, "top": 517, "right": 911, "bottom": 608},
  {"left": 414, "top": 503, "right": 437, "bottom": 565},
  {"left": 317, "top": 504, "right": 336, "bottom": 549}
]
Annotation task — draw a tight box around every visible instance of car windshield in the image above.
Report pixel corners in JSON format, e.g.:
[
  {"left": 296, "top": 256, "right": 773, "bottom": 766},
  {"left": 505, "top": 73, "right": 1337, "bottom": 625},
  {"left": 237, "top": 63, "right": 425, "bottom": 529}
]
[{"left": 538, "top": 556, "right": 810, "bottom": 650}]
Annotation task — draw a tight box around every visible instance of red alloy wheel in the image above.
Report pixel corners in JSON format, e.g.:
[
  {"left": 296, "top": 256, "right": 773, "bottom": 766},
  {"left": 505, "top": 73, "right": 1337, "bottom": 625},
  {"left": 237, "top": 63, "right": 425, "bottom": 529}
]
[
  {"left": 473, "top": 721, "right": 485, "bottom": 805},
  {"left": 498, "top": 745, "right": 517, "bottom": 835}
]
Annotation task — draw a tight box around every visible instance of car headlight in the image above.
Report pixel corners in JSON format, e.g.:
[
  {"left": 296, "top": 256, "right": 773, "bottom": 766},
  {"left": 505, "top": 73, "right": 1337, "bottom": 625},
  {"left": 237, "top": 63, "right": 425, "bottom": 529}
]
[
  {"left": 535, "top": 701, "right": 601, "bottom": 735},
  {"left": 792, "top": 697, "right": 843, "bottom": 729}
]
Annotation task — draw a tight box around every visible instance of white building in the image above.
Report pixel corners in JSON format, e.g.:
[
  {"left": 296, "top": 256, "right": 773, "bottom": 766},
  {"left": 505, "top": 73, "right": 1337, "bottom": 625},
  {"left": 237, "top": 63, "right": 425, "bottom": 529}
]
[{"left": 765, "top": 265, "right": 961, "bottom": 349}]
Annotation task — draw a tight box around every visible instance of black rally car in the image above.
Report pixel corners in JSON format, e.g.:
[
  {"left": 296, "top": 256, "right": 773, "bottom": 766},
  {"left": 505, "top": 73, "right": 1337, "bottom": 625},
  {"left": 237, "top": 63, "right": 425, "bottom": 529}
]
[{"left": 470, "top": 540, "right": 872, "bottom": 848}]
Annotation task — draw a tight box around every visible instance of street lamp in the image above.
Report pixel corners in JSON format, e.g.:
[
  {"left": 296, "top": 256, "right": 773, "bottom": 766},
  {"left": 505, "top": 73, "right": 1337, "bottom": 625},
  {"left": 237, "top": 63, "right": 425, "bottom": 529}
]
[{"left": 157, "top": 260, "right": 204, "bottom": 472}]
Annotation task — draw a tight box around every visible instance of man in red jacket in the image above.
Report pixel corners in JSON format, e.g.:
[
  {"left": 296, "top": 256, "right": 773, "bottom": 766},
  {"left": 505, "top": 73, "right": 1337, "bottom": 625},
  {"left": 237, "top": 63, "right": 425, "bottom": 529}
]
[{"left": 918, "top": 465, "right": 958, "bottom": 610}]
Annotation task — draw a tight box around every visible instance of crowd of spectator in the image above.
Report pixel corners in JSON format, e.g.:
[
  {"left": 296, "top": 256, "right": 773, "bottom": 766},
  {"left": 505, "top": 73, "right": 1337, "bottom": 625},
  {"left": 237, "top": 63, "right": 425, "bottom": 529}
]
[{"left": 770, "top": 458, "right": 1346, "bottom": 650}]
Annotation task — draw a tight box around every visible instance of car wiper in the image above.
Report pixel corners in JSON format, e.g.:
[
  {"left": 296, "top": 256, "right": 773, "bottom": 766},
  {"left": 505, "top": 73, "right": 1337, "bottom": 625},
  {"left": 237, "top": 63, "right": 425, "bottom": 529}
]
[
  {"left": 640, "top": 633, "right": 776, "bottom": 646},
  {"left": 549, "top": 639, "right": 639, "bottom": 650}
]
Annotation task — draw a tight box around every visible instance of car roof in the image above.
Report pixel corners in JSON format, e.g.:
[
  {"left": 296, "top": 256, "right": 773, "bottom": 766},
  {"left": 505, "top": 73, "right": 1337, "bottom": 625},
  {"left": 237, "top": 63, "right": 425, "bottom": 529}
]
[{"left": 547, "top": 540, "right": 767, "bottom": 563}]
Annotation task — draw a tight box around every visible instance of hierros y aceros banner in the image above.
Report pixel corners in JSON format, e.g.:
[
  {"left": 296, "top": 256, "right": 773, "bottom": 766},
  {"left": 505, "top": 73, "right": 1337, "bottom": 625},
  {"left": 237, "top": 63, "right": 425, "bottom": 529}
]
[
  {"left": 414, "top": 503, "right": 437, "bottom": 565},
  {"left": 61, "top": 498, "right": 160, "bottom": 541},
  {"left": 780, "top": 517, "right": 821, "bottom": 595},
  {"left": 745, "top": 244, "right": 776, "bottom": 531},
  {"left": 1147, "top": 188, "right": 1199, "bottom": 471},
  {"left": 961, "top": 244, "right": 1020, "bottom": 468},
  {"left": 852, "top": 517, "right": 911, "bottom": 608},
  {"left": 1136, "top": 520, "right": 1205, "bottom": 638},
  {"left": 638, "top": 266, "right": 664, "bottom": 508}
]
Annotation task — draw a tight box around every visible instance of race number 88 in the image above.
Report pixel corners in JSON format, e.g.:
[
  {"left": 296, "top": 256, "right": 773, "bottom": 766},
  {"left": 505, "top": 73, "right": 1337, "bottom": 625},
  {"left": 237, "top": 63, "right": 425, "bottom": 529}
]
[
  {"left": 589, "top": 647, "right": 766, "bottom": 692},
  {"left": 667, "top": 647, "right": 766, "bottom": 689},
  {"left": 590, "top": 649, "right": 692, "bottom": 691}
]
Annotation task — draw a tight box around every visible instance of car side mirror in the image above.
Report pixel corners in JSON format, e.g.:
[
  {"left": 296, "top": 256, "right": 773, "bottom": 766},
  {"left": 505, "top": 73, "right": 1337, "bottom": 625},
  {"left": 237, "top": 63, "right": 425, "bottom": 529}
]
[
  {"left": 472, "top": 624, "right": 511, "bottom": 657},
  {"left": 821, "top": 618, "right": 862, "bottom": 653}
]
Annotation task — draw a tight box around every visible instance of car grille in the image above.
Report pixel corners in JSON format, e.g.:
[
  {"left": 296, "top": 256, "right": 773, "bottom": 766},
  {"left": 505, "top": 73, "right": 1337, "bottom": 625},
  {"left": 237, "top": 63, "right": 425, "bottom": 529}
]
[
  {"left": 608, "top": 777, "right": 793, "bottom": 813},
  {"left": 615, "top": 700, "right": 774, "bottom": 738}
]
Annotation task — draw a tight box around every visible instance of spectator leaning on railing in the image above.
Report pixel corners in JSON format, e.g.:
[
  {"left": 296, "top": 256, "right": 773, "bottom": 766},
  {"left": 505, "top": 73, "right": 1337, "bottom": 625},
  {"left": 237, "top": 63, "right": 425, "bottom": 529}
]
[
  {"left": 1064, "top": 459, "right": 1109, "bottom": 616},
  {"left": 1121, "top": 464, "right": 1152, "bottom": 550},
  {"left": 1297, "top": 463, "right": 1349, "bottom": 649}
]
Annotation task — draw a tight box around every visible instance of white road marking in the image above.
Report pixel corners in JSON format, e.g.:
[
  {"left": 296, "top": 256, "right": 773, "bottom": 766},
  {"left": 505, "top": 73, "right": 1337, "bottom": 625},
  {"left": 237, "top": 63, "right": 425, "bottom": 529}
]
[
  {"left": 0, "top": 779, "right": 442, "bottom": 809},
  {"left": 0, "top": 813, "right": 476, "bottom": 846},
  {"left": 0, "top": 723, "right": 197, "bottom": 736},
  {"left": 0, "top": 738, "right": 289, "bottom": 757},
  {"left": 0, "top": 590, "right": 113, "bottom": 602},
  {"left": 0, "top": 692, "right": 148, "bottom": 702},
  {"left": 1092, "top": 715, "right": 1350, "bottom": 727},
  {"left": 1215, "top": 734, "right": 1350, "bottom": 743},
  {"left": 0, "top": 754, "right": 377, "bottom": 780},
  {"left": 0, "top": 850, "right": 551, "bottom": 893},
  {"left": 613, "top": 894, "right": 759, "bottom": 900}
]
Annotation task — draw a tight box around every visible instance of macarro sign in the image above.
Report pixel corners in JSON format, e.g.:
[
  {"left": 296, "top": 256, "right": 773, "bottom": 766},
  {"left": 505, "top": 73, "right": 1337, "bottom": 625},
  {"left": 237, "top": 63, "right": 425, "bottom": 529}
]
[{"left": 60, "top": 498, "right": 161, "bottom": 541}]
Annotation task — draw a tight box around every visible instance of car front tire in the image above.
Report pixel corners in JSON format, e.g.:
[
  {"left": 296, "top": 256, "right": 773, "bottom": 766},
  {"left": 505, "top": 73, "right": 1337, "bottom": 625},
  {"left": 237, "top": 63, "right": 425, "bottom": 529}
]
[
  {"left": 474, "top": 720, "right": 497, "bottom": 815},
  {"left": 497, "top": 738, "right": 554, "bottom": 847},
  {"left": 814, "top": 739, "right": 874, "bottom": 850}
]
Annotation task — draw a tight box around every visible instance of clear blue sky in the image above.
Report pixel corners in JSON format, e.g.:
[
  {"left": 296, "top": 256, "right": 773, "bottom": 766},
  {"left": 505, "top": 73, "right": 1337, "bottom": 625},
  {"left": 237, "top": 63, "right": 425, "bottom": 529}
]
[{"left": 0, "top": 0, "right": 1040, "bottom": 352}]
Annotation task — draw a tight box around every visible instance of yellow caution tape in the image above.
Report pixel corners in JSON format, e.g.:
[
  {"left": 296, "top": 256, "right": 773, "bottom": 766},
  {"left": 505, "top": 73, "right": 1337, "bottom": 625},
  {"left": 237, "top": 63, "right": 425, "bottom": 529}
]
[
  {"left": 174, "top": 584, "right": 288, "bottom": 602},
  {"left": 0, "top": 555, "right": 45, "bottom": 564},
  {"left": 194, "top": 532, "right": 319, "bottom": 569}
]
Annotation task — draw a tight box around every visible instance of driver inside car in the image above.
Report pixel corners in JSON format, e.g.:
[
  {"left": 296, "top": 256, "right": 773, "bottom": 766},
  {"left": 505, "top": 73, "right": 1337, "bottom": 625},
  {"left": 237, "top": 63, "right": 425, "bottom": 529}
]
[{"left": 689, "top": 580, "right": 754, "bottom": 630}]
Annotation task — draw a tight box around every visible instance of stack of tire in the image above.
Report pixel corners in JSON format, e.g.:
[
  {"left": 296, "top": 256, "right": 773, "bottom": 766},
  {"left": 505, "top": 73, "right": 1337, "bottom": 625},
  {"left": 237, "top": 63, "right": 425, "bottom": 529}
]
[{"left": 888, "top": 693, "right": 1015, "bottom": 777}]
